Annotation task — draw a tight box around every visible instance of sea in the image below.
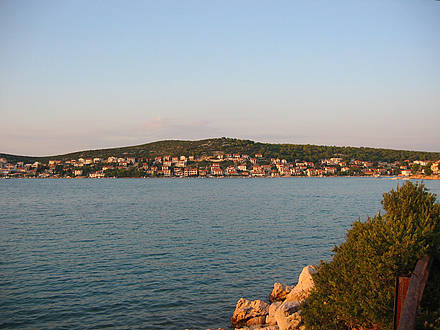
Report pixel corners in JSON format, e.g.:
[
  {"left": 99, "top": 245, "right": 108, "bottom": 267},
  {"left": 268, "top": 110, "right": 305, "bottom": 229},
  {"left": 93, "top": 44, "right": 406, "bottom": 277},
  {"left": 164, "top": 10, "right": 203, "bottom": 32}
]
[{"left": 1, "top": 177, "right": 440, "bottom": 330}]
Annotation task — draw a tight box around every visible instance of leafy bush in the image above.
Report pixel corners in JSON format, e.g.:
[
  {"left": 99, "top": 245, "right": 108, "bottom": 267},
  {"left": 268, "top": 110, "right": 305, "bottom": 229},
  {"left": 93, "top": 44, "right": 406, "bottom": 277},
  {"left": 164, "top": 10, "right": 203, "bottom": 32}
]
[{"left": 302, "top": 182, "right": 440, "bottom": 330}]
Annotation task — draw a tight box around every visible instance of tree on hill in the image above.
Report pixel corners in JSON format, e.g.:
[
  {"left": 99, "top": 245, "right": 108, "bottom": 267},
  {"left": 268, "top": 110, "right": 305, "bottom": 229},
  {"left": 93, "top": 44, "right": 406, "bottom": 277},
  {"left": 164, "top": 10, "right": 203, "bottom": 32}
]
[
  {"left": 302, "top": 182, "right": 440, "bottom": 330},
  {"left": 412, "top": 163, "right": 422, "bottom": 174},
  {"left": 425, "top": 163, "right": 433, "bottom": 176}
]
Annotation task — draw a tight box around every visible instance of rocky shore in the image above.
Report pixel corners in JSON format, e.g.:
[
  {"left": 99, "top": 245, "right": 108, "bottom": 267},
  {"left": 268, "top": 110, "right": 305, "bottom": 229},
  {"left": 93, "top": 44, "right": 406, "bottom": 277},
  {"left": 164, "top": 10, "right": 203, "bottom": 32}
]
[
  {"left": 185, "top": 265, "right": 317, "bottom": 330},
  {"left": 407, "top": 174, "right": 440, "bottom": 180},
  {"left": 230, "top": 265, "right": 317, "bottom": 330}
]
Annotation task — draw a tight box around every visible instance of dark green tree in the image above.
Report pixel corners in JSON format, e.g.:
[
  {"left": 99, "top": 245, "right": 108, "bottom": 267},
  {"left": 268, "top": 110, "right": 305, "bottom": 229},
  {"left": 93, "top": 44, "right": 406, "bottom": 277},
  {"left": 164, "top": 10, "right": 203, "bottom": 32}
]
[
  {"left": 302, "top": 182, "right": 440, "bottom": 330},
  {"left": 412, "top": 163, "right": 422, "bottom": 174},
  {"left": 425, "top": 163, "right": 433, "bottom": 176}
]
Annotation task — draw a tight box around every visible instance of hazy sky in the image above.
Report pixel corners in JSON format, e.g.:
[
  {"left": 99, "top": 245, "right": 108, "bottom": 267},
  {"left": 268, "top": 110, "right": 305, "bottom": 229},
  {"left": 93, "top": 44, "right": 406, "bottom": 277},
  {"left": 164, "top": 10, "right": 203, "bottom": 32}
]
[{"left": 1, "top": 0, "right": 439, "bottom": 156}]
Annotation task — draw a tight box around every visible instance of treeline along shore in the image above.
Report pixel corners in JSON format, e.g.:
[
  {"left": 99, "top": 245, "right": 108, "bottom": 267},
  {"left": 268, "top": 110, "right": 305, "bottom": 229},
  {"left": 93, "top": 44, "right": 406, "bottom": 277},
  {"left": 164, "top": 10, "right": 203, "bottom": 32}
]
[{"left": 1, "top": 138, "right": 440, "bottom": 179}]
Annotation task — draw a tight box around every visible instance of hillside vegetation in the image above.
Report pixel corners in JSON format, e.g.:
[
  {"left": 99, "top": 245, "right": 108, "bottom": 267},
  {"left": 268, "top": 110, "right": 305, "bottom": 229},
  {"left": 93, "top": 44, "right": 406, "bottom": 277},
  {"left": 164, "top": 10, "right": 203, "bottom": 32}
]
[{"left": 2, "top": 138, "right": 440, "bottom": 163}]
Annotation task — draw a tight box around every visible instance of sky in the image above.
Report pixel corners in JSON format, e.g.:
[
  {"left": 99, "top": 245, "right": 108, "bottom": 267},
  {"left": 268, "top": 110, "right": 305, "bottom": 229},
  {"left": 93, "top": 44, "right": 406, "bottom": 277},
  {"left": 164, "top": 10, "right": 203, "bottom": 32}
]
[{"left": 1, "top": 0, "right": 439, "bottom": 156}]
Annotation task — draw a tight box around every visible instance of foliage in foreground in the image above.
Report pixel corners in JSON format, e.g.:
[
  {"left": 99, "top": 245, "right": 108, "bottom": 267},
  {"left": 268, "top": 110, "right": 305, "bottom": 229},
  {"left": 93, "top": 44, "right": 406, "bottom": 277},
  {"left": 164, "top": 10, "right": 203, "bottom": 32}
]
[{"left": 302, "top": 182, "right": 440, "bottom": 330}]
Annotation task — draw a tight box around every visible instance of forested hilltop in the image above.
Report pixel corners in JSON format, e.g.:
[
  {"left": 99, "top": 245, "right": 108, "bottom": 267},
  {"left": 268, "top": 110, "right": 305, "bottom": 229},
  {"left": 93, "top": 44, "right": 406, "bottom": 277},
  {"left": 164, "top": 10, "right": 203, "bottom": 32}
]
[{"left": 1, "top": 138, "right": 440, "bottom": 164}]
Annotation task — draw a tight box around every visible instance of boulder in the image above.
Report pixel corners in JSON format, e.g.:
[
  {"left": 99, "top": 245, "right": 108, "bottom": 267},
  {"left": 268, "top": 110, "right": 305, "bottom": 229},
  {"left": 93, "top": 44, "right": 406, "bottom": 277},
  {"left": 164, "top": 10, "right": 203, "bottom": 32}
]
[
  {"left": 269, "top": 283, "right": 294, "bottom": 302},
  {"left": 285, "top": 265, "right": 317, "bottom": 303},
  {"left": 235, "top": 326, "right": 279, "bottom": 330},
  {"left": 274, "top": 301, "right": 302, "bottom": 330},
  {"left": 266, "top": 301, "right": 282, "bottom": 326},
  {"left": 246, "top": 316, "right": 267, "bottom": 326},
  {"left": 231, "top": 298, "right": 270, "bottom": 328}
]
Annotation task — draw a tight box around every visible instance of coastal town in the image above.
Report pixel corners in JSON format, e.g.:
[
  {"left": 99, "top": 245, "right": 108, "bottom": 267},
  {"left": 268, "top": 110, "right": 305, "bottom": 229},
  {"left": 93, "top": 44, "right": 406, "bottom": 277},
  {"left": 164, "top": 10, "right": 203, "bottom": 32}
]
[{"left": 1, "top": 153, "right": 439, "bottom": 179}]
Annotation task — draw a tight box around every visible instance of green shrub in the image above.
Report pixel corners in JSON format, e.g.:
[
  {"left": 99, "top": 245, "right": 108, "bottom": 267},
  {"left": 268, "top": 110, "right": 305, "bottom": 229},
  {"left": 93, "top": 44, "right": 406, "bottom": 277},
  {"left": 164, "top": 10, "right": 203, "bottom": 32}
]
[{"left": 302, "top": 182, "right": 440, "bottom": 330}]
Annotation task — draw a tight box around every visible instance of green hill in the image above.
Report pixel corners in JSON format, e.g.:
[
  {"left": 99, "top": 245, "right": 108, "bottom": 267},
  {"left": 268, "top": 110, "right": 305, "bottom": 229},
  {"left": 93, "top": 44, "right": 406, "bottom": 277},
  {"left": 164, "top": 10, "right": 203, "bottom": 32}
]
[{"left": 1, "top": 137, "right": 439, "bottom": 164}]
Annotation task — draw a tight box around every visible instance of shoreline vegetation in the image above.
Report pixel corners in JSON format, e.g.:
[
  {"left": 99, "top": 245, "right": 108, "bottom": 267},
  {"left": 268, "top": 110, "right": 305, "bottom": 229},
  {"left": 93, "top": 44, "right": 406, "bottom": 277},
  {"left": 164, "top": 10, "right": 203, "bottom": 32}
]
[
  {"left": 1, "top": 138, "right": 439, "bottom": 180},
  {"left": 204, "top": 182, "right": 440, "bottom": 330}
]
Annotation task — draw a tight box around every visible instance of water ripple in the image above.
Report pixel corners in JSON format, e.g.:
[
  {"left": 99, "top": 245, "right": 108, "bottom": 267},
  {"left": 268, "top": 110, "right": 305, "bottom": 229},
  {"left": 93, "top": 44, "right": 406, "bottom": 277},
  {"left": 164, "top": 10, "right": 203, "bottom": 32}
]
[{"left": 1, "top": 178, "right": 439, "bottom": 329}]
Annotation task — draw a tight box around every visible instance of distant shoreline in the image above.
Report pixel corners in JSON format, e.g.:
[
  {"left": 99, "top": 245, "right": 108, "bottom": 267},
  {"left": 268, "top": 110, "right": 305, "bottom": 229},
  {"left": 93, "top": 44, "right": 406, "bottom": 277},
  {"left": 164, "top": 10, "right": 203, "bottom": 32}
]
[
  {"left": 2, "top": 175, "right": 439, "bottom": 180},
  {"left": 405, "top": 174, "right": 440, "bottom": 180}
]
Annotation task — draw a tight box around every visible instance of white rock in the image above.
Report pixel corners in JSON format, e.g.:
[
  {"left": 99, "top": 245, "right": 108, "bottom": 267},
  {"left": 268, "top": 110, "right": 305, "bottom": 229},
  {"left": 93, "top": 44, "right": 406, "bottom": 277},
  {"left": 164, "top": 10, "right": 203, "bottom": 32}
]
[
  {"left": 235, "top": 326, "right": 279, "bottom": 330},
  {"left": 274, "top": 301, "right": 302, "bottom": 330},
  {"left": 231, "top": 298, "right": 270, "bottom": 328},
  {"left": 285, "top": 265, "right": 317, "bottom": 303},
  {"left": 266, "top": 301, "right": 282, "bottom": 325},
  {"left": 270, "top": 283, "right": 294, "bottom": 302},
  {"left": 246, "top": 315, "right": 267, "bottom": 326}
]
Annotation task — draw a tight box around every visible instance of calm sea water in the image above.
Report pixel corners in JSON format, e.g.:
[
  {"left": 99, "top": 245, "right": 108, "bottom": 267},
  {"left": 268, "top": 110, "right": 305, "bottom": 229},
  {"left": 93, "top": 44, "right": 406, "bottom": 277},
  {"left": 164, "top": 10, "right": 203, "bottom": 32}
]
[{"left": 1, "top": 178, "right": 440, "bottom": 330}]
